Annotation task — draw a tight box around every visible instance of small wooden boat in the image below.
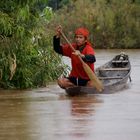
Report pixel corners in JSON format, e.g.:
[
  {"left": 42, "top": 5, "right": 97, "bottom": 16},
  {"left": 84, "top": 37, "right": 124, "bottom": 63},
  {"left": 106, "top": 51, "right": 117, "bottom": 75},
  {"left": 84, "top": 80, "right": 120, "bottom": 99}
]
[{"left": 65, "top": 53, "right": 131, "bottom": 96}]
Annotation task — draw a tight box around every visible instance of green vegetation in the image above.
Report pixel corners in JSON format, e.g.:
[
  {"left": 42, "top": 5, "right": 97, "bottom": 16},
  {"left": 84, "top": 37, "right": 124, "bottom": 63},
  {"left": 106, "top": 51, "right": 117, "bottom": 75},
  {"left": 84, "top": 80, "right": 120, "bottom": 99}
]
[
  {"left": 48, "top": 0, "right": 140, "bottom": 49},
  {"left": 0, "top": 0, "right": 66, "bottom": 89}
]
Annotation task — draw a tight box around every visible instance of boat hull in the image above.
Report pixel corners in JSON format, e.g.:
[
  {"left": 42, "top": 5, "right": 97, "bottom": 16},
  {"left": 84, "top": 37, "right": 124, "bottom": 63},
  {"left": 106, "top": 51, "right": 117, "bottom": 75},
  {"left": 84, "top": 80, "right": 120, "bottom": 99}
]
[{"left": 65, "top": 75, "right": 130, "bottom": 96}]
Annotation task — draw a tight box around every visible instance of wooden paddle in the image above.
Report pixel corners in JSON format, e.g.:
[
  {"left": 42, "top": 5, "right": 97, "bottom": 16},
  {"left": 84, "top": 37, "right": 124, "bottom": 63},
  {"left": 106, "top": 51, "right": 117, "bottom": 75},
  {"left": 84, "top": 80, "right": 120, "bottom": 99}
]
[{"left": 60, "top": 31, "right": 104, "bottom": 92}]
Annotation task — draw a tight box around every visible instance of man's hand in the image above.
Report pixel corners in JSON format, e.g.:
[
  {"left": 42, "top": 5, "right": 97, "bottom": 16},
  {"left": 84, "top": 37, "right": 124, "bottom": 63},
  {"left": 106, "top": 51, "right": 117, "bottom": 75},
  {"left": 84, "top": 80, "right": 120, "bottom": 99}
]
[
  {"left": 56, "top": 25, "right": 62, "bottom": 38},
  {"left": 72, "top": 50, "right": 85, "bottom": 58}
]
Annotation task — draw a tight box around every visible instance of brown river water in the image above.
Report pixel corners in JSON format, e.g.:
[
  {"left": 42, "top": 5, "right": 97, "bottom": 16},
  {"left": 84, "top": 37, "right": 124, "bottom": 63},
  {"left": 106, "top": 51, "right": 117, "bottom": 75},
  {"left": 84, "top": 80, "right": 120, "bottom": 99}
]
[{"left": 0, "top": 49, "right": 140, "bottom": 140}]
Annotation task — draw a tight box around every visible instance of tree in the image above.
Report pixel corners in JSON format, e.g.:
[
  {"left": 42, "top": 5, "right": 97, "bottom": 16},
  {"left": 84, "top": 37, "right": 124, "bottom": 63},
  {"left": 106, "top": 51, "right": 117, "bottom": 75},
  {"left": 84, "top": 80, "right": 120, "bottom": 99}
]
[{"left": 0, "top": 0, "right": 65, "bottom": 89}]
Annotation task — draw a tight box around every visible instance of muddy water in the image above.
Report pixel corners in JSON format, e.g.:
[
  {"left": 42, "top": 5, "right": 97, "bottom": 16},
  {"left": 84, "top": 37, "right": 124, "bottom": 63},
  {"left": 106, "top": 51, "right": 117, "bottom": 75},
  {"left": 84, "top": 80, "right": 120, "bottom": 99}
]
[{"left": 0, "top": 49, "right": 140, "bottom": 140}]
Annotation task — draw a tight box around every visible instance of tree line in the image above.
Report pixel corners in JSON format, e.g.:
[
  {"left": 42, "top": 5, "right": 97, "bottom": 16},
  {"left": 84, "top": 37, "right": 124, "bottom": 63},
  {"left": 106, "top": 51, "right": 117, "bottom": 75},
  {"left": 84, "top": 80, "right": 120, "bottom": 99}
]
[{"left": 48, "top": 0, "right": 140, "bottom": 49}]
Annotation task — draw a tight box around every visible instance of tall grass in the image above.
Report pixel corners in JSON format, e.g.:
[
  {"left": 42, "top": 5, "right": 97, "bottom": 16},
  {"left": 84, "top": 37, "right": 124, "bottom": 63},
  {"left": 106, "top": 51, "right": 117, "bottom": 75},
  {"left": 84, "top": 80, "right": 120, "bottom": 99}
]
[{"left": 48, "top": 0, "right": 140, "bottom": 49}]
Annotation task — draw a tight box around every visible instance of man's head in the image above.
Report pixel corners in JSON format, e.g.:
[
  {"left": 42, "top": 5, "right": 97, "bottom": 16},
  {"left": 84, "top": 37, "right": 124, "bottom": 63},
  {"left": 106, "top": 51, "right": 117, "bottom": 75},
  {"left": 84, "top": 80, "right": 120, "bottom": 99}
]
[
  {"left": 75, "top": 27, "right": 89, "bottom": 38},
  {"left": 75, "top": 27, "right": 89, "bottom": 46}
]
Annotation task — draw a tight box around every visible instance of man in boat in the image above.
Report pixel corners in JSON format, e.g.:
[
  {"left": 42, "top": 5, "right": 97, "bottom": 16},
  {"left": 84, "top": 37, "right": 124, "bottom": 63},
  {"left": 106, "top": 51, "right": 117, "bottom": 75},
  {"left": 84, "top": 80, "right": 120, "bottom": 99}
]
[{"left": 53, "top": 26, "right": 96, "bottom": 89}]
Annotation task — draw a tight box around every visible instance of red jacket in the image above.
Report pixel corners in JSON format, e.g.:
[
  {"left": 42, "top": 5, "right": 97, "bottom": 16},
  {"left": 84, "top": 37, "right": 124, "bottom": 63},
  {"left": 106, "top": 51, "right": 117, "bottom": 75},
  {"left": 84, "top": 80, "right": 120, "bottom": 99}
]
[{"left": 62, "top": 42, "right": 95, "bottom": 80}]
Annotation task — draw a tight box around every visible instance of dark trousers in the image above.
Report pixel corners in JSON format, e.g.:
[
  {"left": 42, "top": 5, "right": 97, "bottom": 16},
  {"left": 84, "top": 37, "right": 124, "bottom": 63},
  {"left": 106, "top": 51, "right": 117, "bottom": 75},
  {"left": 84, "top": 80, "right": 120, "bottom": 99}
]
[{"left": 67, "top": 77, "right": 89, "bottom": 86}]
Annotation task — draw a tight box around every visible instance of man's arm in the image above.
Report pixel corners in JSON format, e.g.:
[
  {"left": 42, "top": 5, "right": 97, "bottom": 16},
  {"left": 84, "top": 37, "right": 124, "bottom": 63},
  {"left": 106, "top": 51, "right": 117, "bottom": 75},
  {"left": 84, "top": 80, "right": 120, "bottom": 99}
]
[
  {"left": 53, "top": 36, "right": 63, "bottom": 55},
  {"left": 82, "top": 54, "right": 96, "bottom": 63}
]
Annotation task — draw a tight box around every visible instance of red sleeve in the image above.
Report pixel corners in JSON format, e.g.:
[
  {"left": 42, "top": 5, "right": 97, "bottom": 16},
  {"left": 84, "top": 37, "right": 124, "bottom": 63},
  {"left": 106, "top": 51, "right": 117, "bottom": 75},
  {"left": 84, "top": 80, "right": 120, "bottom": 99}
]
[
  {"left": 83, "top": 45, "right": 95, "bottom": 55},
  {"left": 62, "top": 43, "right": 76, "bottom": 57},
  {"left": 61, "top": 44, "right": 72, "bottom": 57}
]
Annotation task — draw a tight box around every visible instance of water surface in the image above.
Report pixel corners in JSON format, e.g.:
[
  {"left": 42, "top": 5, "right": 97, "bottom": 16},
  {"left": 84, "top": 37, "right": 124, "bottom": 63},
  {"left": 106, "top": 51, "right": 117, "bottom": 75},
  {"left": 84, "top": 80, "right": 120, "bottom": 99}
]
[{"left": 0, "top": 49, "right": 140, "bottom": 140}]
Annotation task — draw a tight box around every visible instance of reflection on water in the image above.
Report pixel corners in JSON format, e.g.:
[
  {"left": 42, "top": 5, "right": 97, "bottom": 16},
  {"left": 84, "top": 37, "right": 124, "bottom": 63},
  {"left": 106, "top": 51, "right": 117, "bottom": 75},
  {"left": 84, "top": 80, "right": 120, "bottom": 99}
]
[
  {"left": 65, "top": 96, "right": 103, "bottom": 139},
  {"left": 0, "top": 49, "right": 140, "bottom": 140},
  {"left": 70, "top": 96, "right": 101, "bottom": 116},
  {"left": 26, "top": 95, "right": 103, "bottom": 140}
]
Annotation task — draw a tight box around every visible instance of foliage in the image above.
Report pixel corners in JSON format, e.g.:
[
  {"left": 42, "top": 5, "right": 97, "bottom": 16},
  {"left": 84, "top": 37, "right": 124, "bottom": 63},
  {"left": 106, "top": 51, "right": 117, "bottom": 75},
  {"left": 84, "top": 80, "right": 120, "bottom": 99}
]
[
  {"left": 48, "top": 0, "right": 72, "bottom": 10},
  {"left": 48, "top": 0, "right": 140, "bottom": 49},
  {"left": 0, "top": 0, "right": 66, "bottom": 89}
]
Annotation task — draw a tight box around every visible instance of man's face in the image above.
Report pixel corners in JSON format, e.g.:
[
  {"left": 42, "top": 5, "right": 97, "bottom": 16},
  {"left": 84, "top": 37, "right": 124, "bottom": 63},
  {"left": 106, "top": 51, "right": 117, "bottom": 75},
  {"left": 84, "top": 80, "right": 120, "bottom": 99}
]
[{"left": 75, "top": 34, "right": 86, "bottom": 46}]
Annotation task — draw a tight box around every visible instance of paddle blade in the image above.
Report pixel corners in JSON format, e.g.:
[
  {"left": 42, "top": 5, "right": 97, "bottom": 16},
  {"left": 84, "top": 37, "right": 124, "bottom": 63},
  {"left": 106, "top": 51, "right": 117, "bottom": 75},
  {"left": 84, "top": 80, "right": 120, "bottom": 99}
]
[{"left": 82, "top": 62, "right": 104, "bottom": 92}]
